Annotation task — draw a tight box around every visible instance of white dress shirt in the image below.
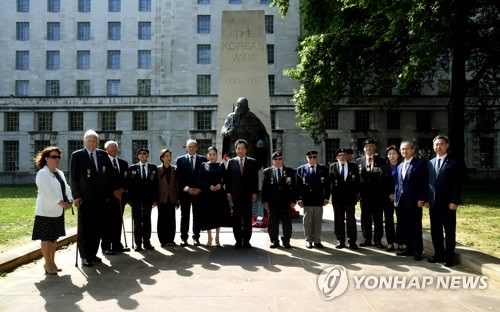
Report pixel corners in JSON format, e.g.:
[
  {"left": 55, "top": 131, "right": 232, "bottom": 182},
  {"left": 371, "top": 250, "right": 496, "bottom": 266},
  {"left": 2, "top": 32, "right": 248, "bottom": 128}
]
[
  {"left": 402, "top": 157, "right": 414, "bottom": 180},
  {"left": 35, "top": 166, "right": 73, "bottom": 217}
]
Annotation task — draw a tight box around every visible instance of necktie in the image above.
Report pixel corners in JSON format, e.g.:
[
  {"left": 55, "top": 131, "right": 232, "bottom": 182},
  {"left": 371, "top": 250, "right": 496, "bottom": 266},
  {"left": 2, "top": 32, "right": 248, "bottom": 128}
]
[
  {"left": 277, "top": 168, "right": 282, "bottom": 180},
  {"left": 89, "top": 152, "right": 97, "bottom": 172},
  {"left": 240, "top": 158, "right": 244, "bottom": 175},
  {"left": 190, "top": 155, "right": 195, "bottom": 171},
  {"left": 403, "top": 162, "right": 409, "bottom": 179},
  {"left": 141, "top": 164, "right": 146, "bottom": 179},
  {"left": 340, "top": 163, "right": 345, "bottom": 181},
  {"left": 113, "top": 158, "right": 119, "bottom": 173},
  {"left": 436, "top": 158, "right": 442, "bottom": 175}
]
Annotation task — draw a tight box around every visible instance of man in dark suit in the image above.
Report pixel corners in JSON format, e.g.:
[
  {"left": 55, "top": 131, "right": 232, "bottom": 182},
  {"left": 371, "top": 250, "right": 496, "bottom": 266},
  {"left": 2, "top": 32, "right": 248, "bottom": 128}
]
[
  {"left": 428, "top": 135, "right": 462, "bottom": 267},
  {"left": 175, "top": 139, "right": 207, "bottom": 246},
  {"left": 296, "top": 150, "right": 330, "bottom": 249},
  {"left": 394, "top": 141, "right": 429, "bottom": 261},
  {"left": 262, "top": 151, "right": 296, "bottom": 249},
  {"left": 70, "top": 129, "right": 115, "bottom": 267},
  {"left": 330, "top": 148, "right": 360, "bottom": 250},
  {"left": 356, "top": 139, "right": 387, "bottom": 248},
  {"left": 127, "top": 148, "right": 158, "bottom": 251},
  {"left": 102, "top": 140, "right": 130, "bottom": 255},
  {"left": 225, "top": 139, "right": 259, "bottom": 249}
]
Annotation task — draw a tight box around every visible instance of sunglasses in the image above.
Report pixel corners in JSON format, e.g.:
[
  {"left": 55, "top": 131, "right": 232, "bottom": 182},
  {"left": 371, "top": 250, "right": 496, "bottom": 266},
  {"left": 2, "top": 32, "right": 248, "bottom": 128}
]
[
  {"left": 273, "top": 157, "right": 283, "bottom": 161},
  {"left": 48, "top": 155, "right": 61, "bottom": 159},
  {"left": 138, "top": 152, "right": 148, "bottom": 155},
  {"left": 307, "top": 155, "right": 317, "bottom": 159}
]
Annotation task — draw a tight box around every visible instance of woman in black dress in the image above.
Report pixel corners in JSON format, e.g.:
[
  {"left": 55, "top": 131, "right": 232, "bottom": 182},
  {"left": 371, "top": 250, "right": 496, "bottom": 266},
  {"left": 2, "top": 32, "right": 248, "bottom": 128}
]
[{"left": 200, "top": 146, "right": 231, "bottom": 247}]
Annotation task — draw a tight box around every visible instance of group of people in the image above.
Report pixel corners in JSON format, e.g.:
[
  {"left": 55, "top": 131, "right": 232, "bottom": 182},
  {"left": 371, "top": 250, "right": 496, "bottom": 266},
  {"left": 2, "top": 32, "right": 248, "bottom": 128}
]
[{"left": 32, "top": 129, "right": 462, "bottom": 275}]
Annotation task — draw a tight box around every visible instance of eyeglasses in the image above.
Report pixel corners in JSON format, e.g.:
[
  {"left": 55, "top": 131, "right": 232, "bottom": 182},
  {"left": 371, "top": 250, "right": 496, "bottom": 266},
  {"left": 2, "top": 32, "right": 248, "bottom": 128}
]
[{"left": 48, "top": 155, "right": 61, "bottom": 159}]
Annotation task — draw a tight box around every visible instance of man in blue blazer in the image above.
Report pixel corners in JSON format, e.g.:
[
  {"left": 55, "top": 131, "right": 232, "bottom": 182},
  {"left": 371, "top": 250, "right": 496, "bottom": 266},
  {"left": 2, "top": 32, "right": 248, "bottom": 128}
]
[
  {"left": 175, "top": 139, "right": 208, "bottom": 246},
  {"left": 394, "top": 141, "right": 429, "bottom": 261},
  {"left": 428, "top": 135, "right": 462, "bottom": 267}
]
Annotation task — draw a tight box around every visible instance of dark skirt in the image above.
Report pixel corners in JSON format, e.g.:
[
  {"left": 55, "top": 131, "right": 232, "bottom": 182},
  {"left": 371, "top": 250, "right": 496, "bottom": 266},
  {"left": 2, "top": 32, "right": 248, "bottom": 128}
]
[
  {"left": 32, "top": 213, "right": 65, "bottom": 241},
  {"left": 200, "top": 191, "right": 233, "bottom": 230}
]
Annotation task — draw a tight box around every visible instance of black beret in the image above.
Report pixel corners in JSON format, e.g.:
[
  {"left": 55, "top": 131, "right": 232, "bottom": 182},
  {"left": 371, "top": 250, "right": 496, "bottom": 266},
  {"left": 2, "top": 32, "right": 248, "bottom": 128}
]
[
  {"left": 345, "top": 148, "right": 354, "bottom": 154},
  {"left": 136, "top": 147, "right": 150, "bottom": 155},
  {"left": 336, "top": 148, "right": 347, "bottom": 156},
  {"left": 272, "top": 151, "right": 283, "bottom": 159},
  {"left": 364, "top": 139, "right": 377, "bottom": 146},
  {"left": 305, "top": 150, "right": 318, "bottom": 156}
]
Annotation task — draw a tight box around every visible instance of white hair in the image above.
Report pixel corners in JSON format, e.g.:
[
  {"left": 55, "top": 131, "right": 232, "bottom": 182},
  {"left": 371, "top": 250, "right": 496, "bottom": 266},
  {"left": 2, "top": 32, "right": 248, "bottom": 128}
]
[
  {"left": 83, "top": 129, "right": 99, "bottom": 141},
  {"left": 186, "top": 138, "right": 198, "bottom": 146},
  {"left": 104, "top": 140, "right": 118, "bottom": 149}
]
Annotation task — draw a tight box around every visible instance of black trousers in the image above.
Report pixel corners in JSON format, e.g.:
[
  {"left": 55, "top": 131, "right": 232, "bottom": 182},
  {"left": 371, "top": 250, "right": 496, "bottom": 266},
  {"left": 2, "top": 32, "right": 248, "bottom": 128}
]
[
  {"left": 77, "top": 199, "right": 103, "bottom": 261},
  {"left": 398, "top": 199, "right": 423, "bottom": 256},
  {"left": 131, "top": 200, "right": 153, "bottom": 247},
  {"left": 180, "top": 196, "right": 202, "bottom": 241},
  {"left": 360, "top": 198, "right": 384, "bottom": 243},
  {"left": 383, "top": 200, "right": 396, "bottom": 245},
  {"left": 333, "top": 202, "right": 357, "bottom": 244},
  {"left": 101, "top": 197, "right": 124, "bottom": 251},
  {"left": 268, "top": 203, "right": 292, "bottom": 244},
  {"left": 394, "top": 203, "right": 405, "bottom": 245},
  {"left": 158, "top": 202, "right": 176, "bottom": 244},
  {"left": 232, "top": 199, "right": 253, "bottom": 244},
  {"left": 430, "top": 205, "right": 456, "bottom": 258}
]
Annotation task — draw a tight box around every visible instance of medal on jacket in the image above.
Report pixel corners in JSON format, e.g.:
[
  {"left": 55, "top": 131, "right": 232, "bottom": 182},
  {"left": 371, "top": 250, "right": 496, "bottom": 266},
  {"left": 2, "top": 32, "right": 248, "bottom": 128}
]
[
  {"left": 124, "top": 170, "right": 128, "bottom": 178},
  {"left": 321, "top": 176, "right": 325, "bottom": 183},
  {"left": 150, "top": 169, "right": 156, "bottom": 181},
  {"left": 87, "top": 169, "right": 91, "bottom": 178},
  {"left": 131, "top": 170, "right": 136, "bottom": 176},
  {"left": 102, "top": 166, "right": 106, "bottom": 173},
  {"left": 286, "top": 176, "right": 292, "bottom": 185}
]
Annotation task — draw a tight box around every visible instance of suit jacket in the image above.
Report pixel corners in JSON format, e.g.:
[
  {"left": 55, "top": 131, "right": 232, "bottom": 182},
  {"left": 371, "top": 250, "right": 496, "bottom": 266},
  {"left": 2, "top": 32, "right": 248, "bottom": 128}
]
[
  {"left": 157, "top": 165, "right": 178, "bottom": 205},
  {"left": 261, "top": 166, "right": 296, "bottom": 206},
  {"left": 70, "top": 148, "right": 115, "bottom": 202},
  {"left": 175, "top": 154, "right": 208, "bottom": 197},
  {"left": 428, "top": 156, "right": 462, "bottom": 209},
  {"left": 225, "top": 156, "right": 259, "bottom": 202},
  {"left": 394, "top": 158, "right": 429, "bottom": 207},
  {"left": 329, "top": 162, "right": 359, "bottom": 205},
  {"left": 127, "top": 162, "right": 159, "bottom": 203},
  {"left": 296, "top": 163, "right": 330, "bottom": 206},
  {"left": 356, "top": 155, "right": 389, "bottom": 199}
]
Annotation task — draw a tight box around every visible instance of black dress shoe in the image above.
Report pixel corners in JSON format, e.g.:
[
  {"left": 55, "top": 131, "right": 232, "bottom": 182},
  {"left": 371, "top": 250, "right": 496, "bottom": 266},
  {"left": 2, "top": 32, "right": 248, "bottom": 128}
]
[
  {"left": 103, "top": 249, "right": 116, "bottom": 255},
  {"left": 193, "top": 239, "right": 202, "bottom": 246},
  {"left": 93, "top": 256, "right": 102, "bottom": 263},
  {"left": 314, "top": 242, "right": 324, "bottom": 249},
  {"left": 386, "top": 244, "right": 395, "bottom": 252},
  {"left": 397, "top": 250, "right": 413, "bottom": 257},
  {"left": 349, "top": 243, "right": 359, "bottom": 250},
  {"left": 336, "top": 243, "right": 346, "bottom": 249},
  {"left": 135, "top": 246, "right": 144, "bottom": 252},
  {"left": 283, "top": 242, "right": 292, "bottom": 249},
  {"left": 234, "top": 242, "right": 243, "bottom": 249},
  {"left": 144, "top": 243, "right": 155, "bottom": 250},
  {"left": 360, "top": 241, "right": 372, "bottom": 247},
  {"left": 270, "top": 242, "right": 280, "bottom": 249},
  {"left": 444, "top": 260, "right": 455, "bottom": 267},
  {"left": 180, "top": 240, "right": 189, "bottom": 247},
  {"left": 374, "top": 242, "right": 385, "bottom": 249},
  {"left": 113, "top": 247, "right": 131, "bottom": 253},
  {"left": 428, "top": 255, "right": 445, "bottom": 263},
  {"left": 414, "top": 255, "right": 423, "bottom": 261},
  {"left": 242, "top": 242, "right": 252, "bottom": 249},
  {"left": 81, "top": 258, "right": 93, "bottom": 267},
  {"left": 306, "top": 242, "right": 313, "bottom": 249}
]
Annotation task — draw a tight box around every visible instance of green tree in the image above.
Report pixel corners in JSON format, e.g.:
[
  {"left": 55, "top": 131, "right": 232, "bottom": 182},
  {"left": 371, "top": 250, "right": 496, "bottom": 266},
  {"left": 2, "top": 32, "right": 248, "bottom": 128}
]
[{"left": 272, "top": 0, "right": 500, "bottom": 163}]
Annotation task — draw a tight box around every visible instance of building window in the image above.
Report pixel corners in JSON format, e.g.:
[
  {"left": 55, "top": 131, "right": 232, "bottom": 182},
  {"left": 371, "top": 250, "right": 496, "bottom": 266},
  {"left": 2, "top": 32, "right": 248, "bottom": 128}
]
[
  {"left": 386, "top": 111, "right": 400, "bottom": 130},
  {"left": 267, "top": 44, "right": 274, "bottom": 64},
  {"left": 109, "top": 0, "right": 120, "bottom": 12},
  {"left": 77, "top": 22, "right": 91, "bottom": 40},
  {"left": 46, "top": 51, "right": 60, "bottom": 70},
  {"left": 107, "top": 50, "right": 120, "bottom": 69},
  {"left": 325, "top": 138, "right": 340, "bottom": 165},
  {"left": 198, "top": 0, "right": 210, "bottom": 4},
  {"left": 47, "top": 0, "right": 60, "bottom": 12},
  {"left": 132, "top": 140, "right": 148, "bottom": 163},
  {"left": 46, "top": 80, "right": 60, "bottom": 96},
  {"left": 77, "top": 50, "right": 90, "bottom": 69},
  {"left": 100, "top": 112, "right": 116, "bottom": 131},
  {"left": 67, "top": 140, "right": 83, "bottom": 166},
  {"left": 137, "top": 79, "right": 151, "bottom": 96},
  {"left": 4, "top": 112, "right": 19, "bottom": 132},
  {"left": 107, "top": 80, "right": 120, "bottom": 96},
  {"left": 356, "top": 138, "right": 367, "bottom": 157},
  {"left": 108, "top": 22, "right": 121, "bottom": 40},
  {"left": 479, "top": 137, "right": 494, "bottom": 168},
  {"left": 261, "top": 0, "right": 270, "bottom": 4},
  {"left": 325, "top": 110, "right": 338, "bottom": 130},
  {"left": 265, "top": 15, "right": 274, "bottom": 34},
  {"left": 197, "top": 44, "right": 211, "bottom": 64},
  {"left": 197, "top": 139, "right": 212, "bottom": 154},
  {"left": 36, "top": 112, "right": 53, "bottom": 131},
  {"left": 34, "top": 141, "right": 51, "bottom": 160},
  {"left": 271, "top": 111, "right": 277, "bottom": 129},
  {"left": 16, "top": 51, "right": 29, "bottom": 70},
  {"left": 268, "top": 74, "right": 275, "bottom": 95},
  {"left": 387, "top": 138, "right": 401, "bottom": 148},
  {"left": 438, "top": 79, "right": 450, "bottom": 96},
  {"left": 197, "top": 75, "right": 211, "bottom": 95},
  {"left": 138, "top": 22, "right": 151, "bottom": 40},
  {"left": 16, "top": 22, "right": 29, "bottom": 41},
  {"left": 195, "top": 111, "right": 212, "bottom": 130},
  {"left": 416, "top": 111, "right": 431, "bottom": 131},
  {"left": 133, "top": 111, "right": 148, "bottom": 130},
  {"left": 17, "top": 0, "right": 29, "bottom": 12},
  {"left": 138, "top": 50, "right": 151, "bottom": 69},
  {"left": 139, "top": 0, "right": 151, "bottom": 12},
  {"left": 197, "top": 15, "right": 210, "bottom": 34},
  {"left": 15, "top": 80, "right": 29, "bottom": 96},
  {"left": 68, "top": 112, "right": 84, "bottom": 131},
  {"left": 78, "top": 0, "right": 91, "bottom": 12},
  {"left": 47, "top": 22, "right": 60, "bottom": 41},
  {"left": 76, "top": 80, "right": 90, "bottom": 96},
  {"left": 477, "top": 110, "right": 496, "bottom": 131},
  {"left": 229, "top": 0, "right": 241, "bottom": 3},
  {"left": 355, "top": 111, "right": 370, "bottom": 131},
  {"left": 3, "top": 141, "right": 19, "bottom": 172}
]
